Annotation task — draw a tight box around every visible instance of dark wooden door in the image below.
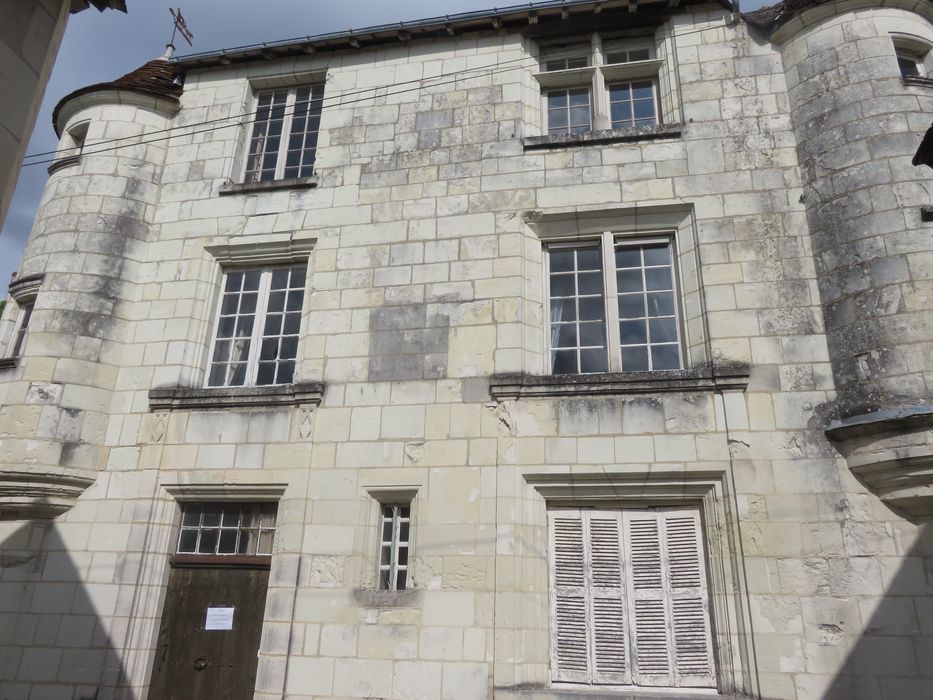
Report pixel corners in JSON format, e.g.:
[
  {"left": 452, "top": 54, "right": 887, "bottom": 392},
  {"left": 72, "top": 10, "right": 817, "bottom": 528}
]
[{"left": 148, "top": 564, "right": 270, "bottom": 700}]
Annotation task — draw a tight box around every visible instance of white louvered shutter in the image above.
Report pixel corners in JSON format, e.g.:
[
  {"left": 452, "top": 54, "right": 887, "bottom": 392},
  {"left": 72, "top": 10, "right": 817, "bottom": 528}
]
[
  {"left": 548, "top": 510, "right": 590, "bottom": 683},
  {"left": 663, "top": 509, "right": 716, "bottom": 688},
  {"left": 587, "top": 511, "right": 630, "bottom": 685},
  {"left": 624, "top": 510, "right": 672, "bottom": 686}
]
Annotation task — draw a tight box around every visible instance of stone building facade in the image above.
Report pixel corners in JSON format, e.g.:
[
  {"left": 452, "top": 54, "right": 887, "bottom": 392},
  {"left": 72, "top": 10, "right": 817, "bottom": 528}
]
[{"left": 1, "top": 0, "right": 932, "bottom": 698}]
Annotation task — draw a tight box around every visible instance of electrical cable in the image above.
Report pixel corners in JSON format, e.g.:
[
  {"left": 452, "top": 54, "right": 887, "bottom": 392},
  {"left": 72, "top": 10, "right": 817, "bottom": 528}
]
[{"left": 22, "top": 18, "right": 735, "bottom": 167}]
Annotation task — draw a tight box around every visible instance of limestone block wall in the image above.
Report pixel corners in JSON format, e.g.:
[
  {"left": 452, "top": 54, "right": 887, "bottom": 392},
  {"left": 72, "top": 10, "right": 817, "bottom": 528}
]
[{"left": 1, "top": 4, "right": 933, "bottom": 700}]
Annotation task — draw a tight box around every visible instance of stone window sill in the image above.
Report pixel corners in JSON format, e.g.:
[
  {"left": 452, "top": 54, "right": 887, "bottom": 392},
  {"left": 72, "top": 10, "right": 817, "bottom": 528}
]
[
  {"left": 351, "top": 588, "right": 422, "bottom": 608},
  {"left": 488, "top": 365, "right": 749, "bottom": 400},
  {"left": 903, "top": 75, "right": 933, "bottom": 88},
  {"left": 523, "top": 123, "right": 682, "bottom": 151},
  {"left": 149, "top": 382, "right": 325, "bottom": 411},
  {"left": 47, "top": 155, "right": 81, "bottom": 175},
  {"left": 218, "top": 175, "right": 318, "bottom": 196},
  {"left": 0, "top": 357, "right": 19, "bottom": 371}
]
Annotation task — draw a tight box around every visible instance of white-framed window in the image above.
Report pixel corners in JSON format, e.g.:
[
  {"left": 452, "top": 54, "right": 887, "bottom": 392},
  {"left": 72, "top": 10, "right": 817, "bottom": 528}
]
[
  {"left": 243, "top": 84, "right": 324, "bottom": 183},
  {"left": 378, "top": 503, "right": 411, "bottom": 591},
  {"left": 548, "top": 507, "right": 715, "bottom": 690},
  {"left": 206, "top": 264, "right": 306, "bottom": 387},
  {"left": 536, "top": 37, "right": 661, "bottom": 136},
  {"left": 546, "top": 234, "right": 683, "bottom": 374},
  {"left": 176, "top": 502, "right": 277, "bottom": 557},
  {"left": 7, "top": 301, "right": 33, "bottom": 359},
  {"left": 892, "top": 35, "right": 933, "bottom": 79}
]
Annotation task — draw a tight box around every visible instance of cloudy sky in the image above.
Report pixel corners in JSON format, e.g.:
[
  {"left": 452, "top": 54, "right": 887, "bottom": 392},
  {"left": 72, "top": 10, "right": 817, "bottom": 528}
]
[{"left": 1, "top": 0, "right": 770, "bottom": 285}]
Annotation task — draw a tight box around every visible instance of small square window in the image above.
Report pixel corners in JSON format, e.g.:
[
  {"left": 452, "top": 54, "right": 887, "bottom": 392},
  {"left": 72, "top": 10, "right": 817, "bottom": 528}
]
[
  {"left": 207, "top": 265, "right": 306, "bottom": 387},
  {"left": 897, "top": 49, "right": 924, "bottom": 78},
  {"left": 378, "top": 503, "right": 411, "bottom": 591},
  {"left": 244, "top": 84, "right": 324, "bottom": 183}
]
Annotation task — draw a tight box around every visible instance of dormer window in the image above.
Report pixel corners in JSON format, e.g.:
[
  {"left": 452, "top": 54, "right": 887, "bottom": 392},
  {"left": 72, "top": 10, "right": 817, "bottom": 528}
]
[{"left": 535, "top": 35, "right": 665, "bottom": 137}]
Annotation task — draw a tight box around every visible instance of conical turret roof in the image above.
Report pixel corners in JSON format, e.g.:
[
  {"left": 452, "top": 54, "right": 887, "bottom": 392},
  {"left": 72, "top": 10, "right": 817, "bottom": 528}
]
[{"left": 53, "top": 57, "right": 184, "bottom": 135}]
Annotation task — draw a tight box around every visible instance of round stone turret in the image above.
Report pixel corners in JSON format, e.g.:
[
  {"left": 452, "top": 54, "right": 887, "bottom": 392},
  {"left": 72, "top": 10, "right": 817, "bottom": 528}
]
[
  {"left": 0, "top": 57, "right": 182, "bottom": 518},
  {"left": 749, "top": 0, "right": 933, "bottom": 520}
]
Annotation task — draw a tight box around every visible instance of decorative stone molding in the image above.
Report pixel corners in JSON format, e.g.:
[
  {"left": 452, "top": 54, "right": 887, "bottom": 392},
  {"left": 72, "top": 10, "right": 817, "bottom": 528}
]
[
  {"left": 8, "top": 273, "right": 43, "bottom": 302},
  {"left": 218, "top": 175, "right": 318, "bottom": 195},
  {"left": 149, "top": 382, "right": 325, "bottom": 411},
  {"left": 47, "top": 155, "right": 81, "bottom": 175},
  {"left": 488, "top": 365, "right": 750, "bottom": 401},
  {"left": 162, "top": 482, "right": 288, "bottom": 502},
  {"left": 204, "top": 235, "right": 316, "bottom": 266},
  {"left": 523, "top": 122, "right": 682, "bottom": 150},
  {"left": 826, "top": 404, "right": 933, "bottom": 522},
  {"left": 0, "top": 470, "right": 97, "bottom": 520}
]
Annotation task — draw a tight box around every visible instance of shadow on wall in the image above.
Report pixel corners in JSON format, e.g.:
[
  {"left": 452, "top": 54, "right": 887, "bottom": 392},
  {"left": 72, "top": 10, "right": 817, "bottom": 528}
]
[
  {"left": 822, "top": 522, "right": 933, "bottom": 700},
  {"left": 0, "top": 512, "right": 132, "bottom": 700}
]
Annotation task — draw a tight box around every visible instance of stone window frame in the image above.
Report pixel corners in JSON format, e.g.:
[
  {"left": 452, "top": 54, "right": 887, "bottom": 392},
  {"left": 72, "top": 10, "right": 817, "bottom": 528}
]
[
  {"left": 355, "top": 485, "right": 422, "bottom": 606},
  {"left": 529, "top": 205, "right": 710, "bottom": 381},
  {"left": 544, "top": 233, "right": 687, "bottom": 375},
  {"left": 220, "top": 71, "right": 327, "bottom": 195},
  {"left": 892, "top": 33, "right": 933, "bottom": 81},
  {"left": 0, "top": 273, "right": 43, "bottom": 369},
  {"left": 522, "top": 470, "right": 757, "bottom": 697},
  {"left": 526, "top": 30, "right": 682, "bottom": 149},
  {"left": 148, "top": 237, "right": 323, "bottom": 411}
]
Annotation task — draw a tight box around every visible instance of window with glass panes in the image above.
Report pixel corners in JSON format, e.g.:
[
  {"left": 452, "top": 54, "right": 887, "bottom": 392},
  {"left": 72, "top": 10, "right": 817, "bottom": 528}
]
[
  {"left": 7, "top": 301, "right": 33, "bottom": 358},
  {"left": 609, "top": 80, "right": 658, "bottom": 129},
  {"left": 547, "top": 87, "right": 592, "bottom": 136},
  {"left": 176, "top": 503, "right": 276, "bottom": 557},
  {"left": 244, "top": 84, "right": 323, "bottom": 183},
  {"left": 378, "top": 503, "right": 410, "bottom": 591},
  {"left": 547, "top": 235, "right": 683, "bottom": 374},
  {"left": 207, "top": 265, "right": 305, "bottom": 387}
]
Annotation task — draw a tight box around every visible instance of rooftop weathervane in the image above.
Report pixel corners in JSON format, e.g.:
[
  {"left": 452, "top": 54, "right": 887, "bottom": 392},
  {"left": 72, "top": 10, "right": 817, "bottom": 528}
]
[{"left": 169, "top": 7, "right": 194, "bottom": 49}]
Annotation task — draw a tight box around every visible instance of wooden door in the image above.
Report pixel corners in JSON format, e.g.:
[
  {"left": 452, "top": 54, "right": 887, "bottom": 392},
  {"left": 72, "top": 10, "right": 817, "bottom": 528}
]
[{"left": 148, "top": 563, "right": 270, "bottom": 700}]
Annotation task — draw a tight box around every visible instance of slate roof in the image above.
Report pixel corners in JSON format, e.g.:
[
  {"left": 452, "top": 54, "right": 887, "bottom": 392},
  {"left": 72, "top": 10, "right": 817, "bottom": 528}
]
[
  {"left": 743, "top": 0, "right": 832, "bottom": 33},
  {"left": 70, "top": 0, "right": 127, "bottom": 12},
  {"left": 52, "top": 58, "right": 183, "bottom": 135}
]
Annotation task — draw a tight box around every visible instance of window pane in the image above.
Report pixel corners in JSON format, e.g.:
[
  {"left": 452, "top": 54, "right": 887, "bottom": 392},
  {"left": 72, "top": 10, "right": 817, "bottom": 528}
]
[
  {"left": 580, "top": 348, "right": 609, "bottom": 373},
  {"left": 617, "top": 270, "right": 644, "bottom": 292},
  {"left": 382, "top": 520, "right": 393, "bottom": 541},
  {"left": 618, "top": 294, "right": 644, "bottom": 319},
  {"left": 550, "top": 298, "right": 577, "bottom": 323},
  {"left": 649, "top": 318, "right": 678, "bottom": 343},
  {"left": 622, "top": 346, "right": 649, "bottom": 372},
  {"left": 396, "top": 569, "right": 408, "bottom": 590},
  {"left": 268, "top": 291, "right": 286, "bottom": 312},
  {"left": 276, "top": 361, "right": 295, "bottom": 384},
  {"left": 178, "top": 530, "right": 198, "bottom": 553},
  {"left": 198, "top": 529, "right": 219, "bottom": 554},
  {"left": 552, "top": 350, "right": 577, "bottom": 374},
  {"left": 550, "top": 250, "right": 574, "bottom": 272},
  {"left": 621, "top": 319, "right": 647, "bottom": 344},
  {"left": 379, "top": 570, "right": 391, "bottom": 590},
  {"left": 632, "top": 81, "right": 654, "bottom": 99},
  {"left": 578, "top": 298, "right": 605, "bottom": 321},
  {"left": 577, "top": 272, "right": 603, "bottom": 295},
  {"left": 645, "top": 267, "right": 673, "bottom": 291},
  {"left": 280, "top": 337, "right": 298, "bottom": 360},
  {"left": 550, "top": 274, "right": 575, "bottom": 297},
  {"left": 643, "top": 244, "right": 671, "bottom": 266},
  {"left": 258, "top": 530, "right": 274, "bottom": 554},
  {"left": 579, "top": 322, "right": 606, "bottom": 347},
  {"left": 399, "top": 521, "right": 410, "bottom": 541},
  {"left": 555, "top": 324, "right": 578, "bottom": 348},
  {"left": 202, "top": 506, "right": 222, "bottom": 527},
  {"left": 576, "top": 248, "right": 601, "bottom": 270},
  {"left": 256, "top": 362, "right": 276, "bottom": 386},
  {"left": 548, "top": 91, "right": 568, "bottom": 108},
  {"left": 616, "top": 247, "right": 641, "bottom": 268},
  {"left": 397, "top": 546, "right": 409, "bottom": 566},
  {"left": 218, "top": 530, "right": 238, "bottom": 554},
  {"left": 652, "top": 345, "right": 681, "bottom": 370},
  {"left": 284, "top": 312, "right": 301, "bottom": 335},
  {"left": 647, "top": 292, "right": 675, "bottom": 316},
  {"left": 569, "top": 89, "right": 589, "bottom": 106}
]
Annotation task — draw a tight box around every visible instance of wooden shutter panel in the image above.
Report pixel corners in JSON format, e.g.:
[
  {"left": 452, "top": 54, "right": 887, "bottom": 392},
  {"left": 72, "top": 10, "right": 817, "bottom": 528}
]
[
  {"left": 548, "top": 510, "right": 589, "bottom": 682},
  {"left": 663, "top": 509, "right": 716, "bottom": 688},
  {"left": 587, "top": 512, "right": 629, "bottom": 684},
  {"left": 624, "top": 510, "right": 672, "bottom": 687}
]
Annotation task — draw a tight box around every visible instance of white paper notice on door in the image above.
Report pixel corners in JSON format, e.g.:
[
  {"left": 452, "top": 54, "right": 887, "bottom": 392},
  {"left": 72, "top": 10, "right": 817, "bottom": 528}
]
[{"left": 204, "top": 606, "right": 234, "bottom": 630}]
